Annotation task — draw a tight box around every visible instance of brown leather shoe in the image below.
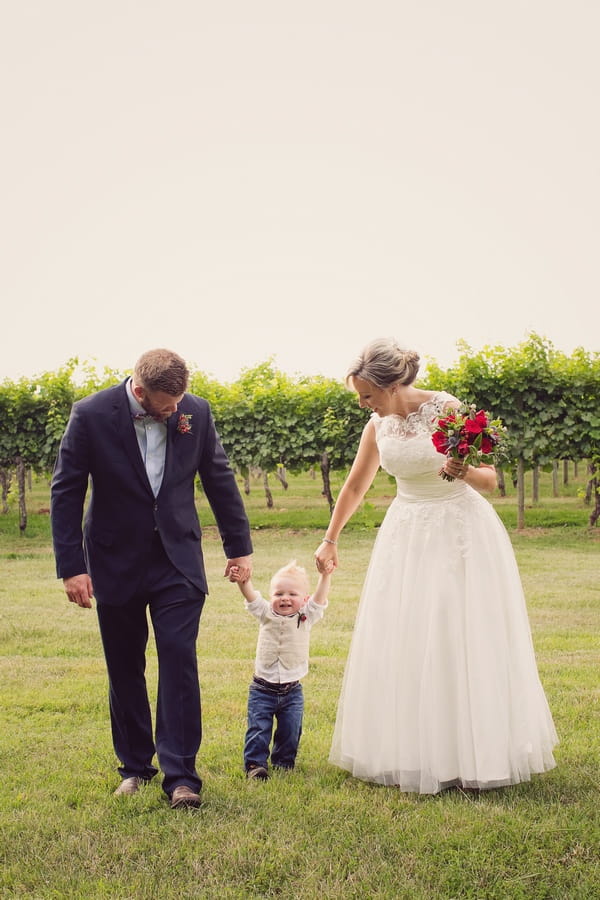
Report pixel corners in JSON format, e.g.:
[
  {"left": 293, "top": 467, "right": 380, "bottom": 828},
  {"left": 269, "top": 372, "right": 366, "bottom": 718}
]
[
  {"left": 170, "top": 784, "right": 202, "bottom": 809},
  {"left": 114, "top": 776, "right": 144, "bottom": 796},
  {"left": 246, "top": 765, "right": 269, "bottom": 780}
]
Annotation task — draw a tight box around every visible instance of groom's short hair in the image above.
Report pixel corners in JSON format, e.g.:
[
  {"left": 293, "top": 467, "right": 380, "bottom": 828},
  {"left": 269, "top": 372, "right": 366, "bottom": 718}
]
[{"left": 134, "top": 349, "right": 189, "bottom": 395}]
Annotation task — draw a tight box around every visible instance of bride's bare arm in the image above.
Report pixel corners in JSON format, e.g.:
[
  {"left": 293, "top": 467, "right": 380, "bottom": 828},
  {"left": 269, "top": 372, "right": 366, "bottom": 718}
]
[{"left": 314, "top": 421, "right": 381, "bottom": 571}]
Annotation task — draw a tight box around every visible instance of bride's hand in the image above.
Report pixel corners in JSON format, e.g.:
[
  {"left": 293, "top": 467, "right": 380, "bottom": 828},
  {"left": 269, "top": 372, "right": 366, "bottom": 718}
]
[
  {"left": 442, "top": 458, "right": 469, "bottom": 480},
  {"left": 315, "top": 541, "right": 338, "bottom": 573}
]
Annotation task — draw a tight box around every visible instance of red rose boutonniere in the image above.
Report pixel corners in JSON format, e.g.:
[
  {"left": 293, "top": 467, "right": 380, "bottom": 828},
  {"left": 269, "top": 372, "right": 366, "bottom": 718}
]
[
  {"left": 432, "top": 404, "right": 505, "bottom": 481},
  {"left": 177, "top": 413, "right": 193, "bottom": 435},
  {"left": 297, "top": 612, "right": 307, "bottom": 628}
]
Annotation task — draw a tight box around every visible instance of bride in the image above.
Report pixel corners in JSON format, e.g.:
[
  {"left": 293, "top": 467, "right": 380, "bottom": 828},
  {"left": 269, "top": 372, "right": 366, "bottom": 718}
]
[{"left": 315, "top": 337, "right": 557, "bottom": 793}]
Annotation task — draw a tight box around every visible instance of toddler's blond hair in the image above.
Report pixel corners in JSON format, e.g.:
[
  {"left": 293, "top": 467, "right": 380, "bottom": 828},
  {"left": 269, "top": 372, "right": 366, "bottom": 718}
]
[{"left": 269, "top": 560, "right": 310, "bottom": 595}]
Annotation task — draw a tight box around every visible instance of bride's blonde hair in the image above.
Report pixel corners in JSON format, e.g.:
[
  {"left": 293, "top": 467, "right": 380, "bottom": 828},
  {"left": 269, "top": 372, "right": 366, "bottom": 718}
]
[{"left": 346, "top": 337, "right": 420, "bottom": 388}]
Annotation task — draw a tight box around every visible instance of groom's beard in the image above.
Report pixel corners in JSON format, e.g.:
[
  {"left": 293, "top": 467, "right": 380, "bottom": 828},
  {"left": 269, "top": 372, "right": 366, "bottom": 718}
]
[{"left": 139, "top": 401, "right": 173, "bottom": 423}]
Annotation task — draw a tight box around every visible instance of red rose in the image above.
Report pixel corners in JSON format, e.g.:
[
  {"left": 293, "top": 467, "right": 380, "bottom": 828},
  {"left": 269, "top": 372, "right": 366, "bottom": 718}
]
[
  {"left": 465, "top": 410, "right": 488, "bottom": 434},
  {"left": 432, "top": 431, "right": 449, "bottom": 453},
  {"left": 465, "top": 420, "right": 481, "bottom": 436}
]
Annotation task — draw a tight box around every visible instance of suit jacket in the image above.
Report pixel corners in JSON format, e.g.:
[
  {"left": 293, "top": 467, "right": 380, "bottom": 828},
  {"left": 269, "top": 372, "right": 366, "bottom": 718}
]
[{"left": 51, "top": 379, "right": 252, "bottom": 604}]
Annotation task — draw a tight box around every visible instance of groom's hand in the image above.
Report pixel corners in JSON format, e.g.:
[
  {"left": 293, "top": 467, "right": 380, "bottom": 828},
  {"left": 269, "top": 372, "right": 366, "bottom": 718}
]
[
  {"left": 224, "top": 556, "right": 252, "bottom": 583},
  {"left": 63, "top": 574, "right": 94, "bottom": 609}
]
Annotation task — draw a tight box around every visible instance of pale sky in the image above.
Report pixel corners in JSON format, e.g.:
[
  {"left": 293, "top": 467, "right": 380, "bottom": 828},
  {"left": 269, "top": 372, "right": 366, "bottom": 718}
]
[{"left": 2, "top": 1, "right": 598, "bottom": 384}]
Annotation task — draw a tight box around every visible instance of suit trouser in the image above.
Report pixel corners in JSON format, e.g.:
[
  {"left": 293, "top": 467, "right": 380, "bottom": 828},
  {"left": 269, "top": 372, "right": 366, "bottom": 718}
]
[{"left": 96, "top": 532, "right": 205, "bottom": 796}]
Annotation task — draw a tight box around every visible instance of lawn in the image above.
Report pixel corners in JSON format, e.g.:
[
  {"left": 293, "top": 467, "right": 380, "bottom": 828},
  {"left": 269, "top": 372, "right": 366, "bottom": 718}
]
[{"left": 0, "top": 472, "right": 598, "bottom": 898}]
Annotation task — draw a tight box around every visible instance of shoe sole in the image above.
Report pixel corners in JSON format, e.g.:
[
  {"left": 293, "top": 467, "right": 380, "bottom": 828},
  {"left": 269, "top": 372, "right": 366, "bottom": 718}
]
[{"left": 170, "top": 797, "right": 202, "bottom": 809}]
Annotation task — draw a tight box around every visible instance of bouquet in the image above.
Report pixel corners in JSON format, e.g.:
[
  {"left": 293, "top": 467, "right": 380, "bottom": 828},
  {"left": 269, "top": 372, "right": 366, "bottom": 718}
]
[{"left": 432, "top": 404, "right": 505, "bottom": 481}]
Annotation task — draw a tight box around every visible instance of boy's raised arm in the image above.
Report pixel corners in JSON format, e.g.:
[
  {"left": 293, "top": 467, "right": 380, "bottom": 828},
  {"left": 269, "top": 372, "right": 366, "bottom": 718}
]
[
  {"left": 229, "top": 566, "right": 258, "bottom": 603},
  {"left": 312, "top": 564, "right": 334, "bottom": 606}
]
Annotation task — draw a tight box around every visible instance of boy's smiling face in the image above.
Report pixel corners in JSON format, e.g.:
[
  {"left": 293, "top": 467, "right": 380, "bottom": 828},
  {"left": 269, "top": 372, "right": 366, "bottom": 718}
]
[{"left": 269, "top": 575, "right": 307, "bottom": 616}]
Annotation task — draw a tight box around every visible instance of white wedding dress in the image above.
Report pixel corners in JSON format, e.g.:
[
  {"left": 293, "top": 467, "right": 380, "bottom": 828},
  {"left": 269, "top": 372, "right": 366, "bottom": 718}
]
[{"left": 329, "top": 393, "right": 558, "bottom": 793}]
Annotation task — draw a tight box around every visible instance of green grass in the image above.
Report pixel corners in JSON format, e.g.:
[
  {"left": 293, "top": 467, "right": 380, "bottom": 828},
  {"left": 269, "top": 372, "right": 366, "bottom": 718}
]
[{"left": 0, "top": 475, "right": 598, "bottom": 898}]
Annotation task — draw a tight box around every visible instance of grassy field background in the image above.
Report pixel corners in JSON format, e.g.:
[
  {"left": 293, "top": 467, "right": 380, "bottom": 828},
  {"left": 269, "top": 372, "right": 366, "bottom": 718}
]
[{"left": 0, "top": 471, "right": 598, "bottom": 898}]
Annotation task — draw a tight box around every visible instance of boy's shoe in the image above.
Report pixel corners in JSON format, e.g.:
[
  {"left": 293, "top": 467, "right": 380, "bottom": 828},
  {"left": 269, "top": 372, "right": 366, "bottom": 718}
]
[{"left": 246, "top": 765, "right": 269, "bottom": 780}]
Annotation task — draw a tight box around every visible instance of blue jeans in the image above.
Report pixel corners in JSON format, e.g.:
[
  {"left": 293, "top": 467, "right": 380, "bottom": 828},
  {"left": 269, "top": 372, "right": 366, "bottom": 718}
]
[{"left": 244, "top": 679, "right": 304, "bottom": 771}]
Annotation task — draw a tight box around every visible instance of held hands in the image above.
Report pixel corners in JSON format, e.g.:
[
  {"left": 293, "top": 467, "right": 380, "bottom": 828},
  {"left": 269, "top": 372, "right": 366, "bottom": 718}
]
[
  {"left": 224, "top": 556, "right": 252, "bottom": 583},
  {"left": 228, "top": 565, "right": 244, "bottom": 583},
  {"left": 63, "top": 574, "right": 94, "bottom": 609},
  {"left": 314, "top": 541, "right": 338, "bottom": 574}
]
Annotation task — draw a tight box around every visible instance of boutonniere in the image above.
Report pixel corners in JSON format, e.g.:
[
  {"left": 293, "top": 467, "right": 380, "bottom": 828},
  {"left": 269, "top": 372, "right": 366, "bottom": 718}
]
[
  {"left": 297, "top": 612, "right": 307, "bottom": 628},
  {"left": 177, "top": 413, "right": 193, "bottom": 435}
]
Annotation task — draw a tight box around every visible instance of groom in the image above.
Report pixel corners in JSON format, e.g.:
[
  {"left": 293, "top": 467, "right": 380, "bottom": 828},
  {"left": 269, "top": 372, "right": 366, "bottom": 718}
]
[{"left": 51, "top": 348, "right": 253, "bottom": 808}]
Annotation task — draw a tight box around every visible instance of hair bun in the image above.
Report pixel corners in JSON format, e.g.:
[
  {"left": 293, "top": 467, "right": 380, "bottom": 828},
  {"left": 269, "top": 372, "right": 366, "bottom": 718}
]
[{"left": 346, "top": 337, "right": 421, "bottom": 388}]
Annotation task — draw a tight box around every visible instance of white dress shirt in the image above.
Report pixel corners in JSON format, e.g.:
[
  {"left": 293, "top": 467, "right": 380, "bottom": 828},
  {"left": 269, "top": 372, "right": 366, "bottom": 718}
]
[{"left": 126, "top": 378, "right": 167, "bottom": 497}]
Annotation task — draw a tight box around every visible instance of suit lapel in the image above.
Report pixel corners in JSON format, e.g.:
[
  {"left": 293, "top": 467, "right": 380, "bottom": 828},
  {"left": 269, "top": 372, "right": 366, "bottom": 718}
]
[
  {"left": 160, "top": 405, "right": 196, "bottom": 495},
  {"left": 160, "top": 410, "right": 180, "bottom": 490}
]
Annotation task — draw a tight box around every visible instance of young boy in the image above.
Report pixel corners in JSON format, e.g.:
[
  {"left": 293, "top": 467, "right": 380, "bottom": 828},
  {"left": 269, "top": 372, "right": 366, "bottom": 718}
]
[{"left": 230, "top": 559, "right": 332, "bottom": 779}]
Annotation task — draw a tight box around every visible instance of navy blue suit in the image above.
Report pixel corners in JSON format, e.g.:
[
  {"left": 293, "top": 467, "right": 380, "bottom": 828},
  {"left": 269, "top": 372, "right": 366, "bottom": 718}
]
[{"left": 51, "top": 379, "right": 252, "bottom": 794}]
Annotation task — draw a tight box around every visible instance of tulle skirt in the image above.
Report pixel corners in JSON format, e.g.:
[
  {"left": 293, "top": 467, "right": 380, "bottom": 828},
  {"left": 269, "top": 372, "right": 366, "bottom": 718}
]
[{"left": 329, "top": 489, "right": 558, "bottom": 793}]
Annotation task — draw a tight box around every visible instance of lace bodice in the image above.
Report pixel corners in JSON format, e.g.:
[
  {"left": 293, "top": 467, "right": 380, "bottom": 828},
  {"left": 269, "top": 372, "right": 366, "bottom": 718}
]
[
  {"left": 373, "top": 392, "right": 456, "bottom": 441},
  {"left": 372, "top": 392, "right": 465, "bottom": 501}
]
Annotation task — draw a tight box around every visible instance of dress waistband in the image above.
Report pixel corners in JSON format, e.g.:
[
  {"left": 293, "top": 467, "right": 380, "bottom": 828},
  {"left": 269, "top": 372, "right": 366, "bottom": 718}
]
[{"left": 252, "top": 676, "right": 300, "bottom": 694}]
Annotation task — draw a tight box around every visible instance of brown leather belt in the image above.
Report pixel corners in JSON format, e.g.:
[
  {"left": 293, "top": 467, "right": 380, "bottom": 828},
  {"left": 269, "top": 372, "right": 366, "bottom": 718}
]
[{"left": 252, "top": 676, "right": 300, "bottom": 694}]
